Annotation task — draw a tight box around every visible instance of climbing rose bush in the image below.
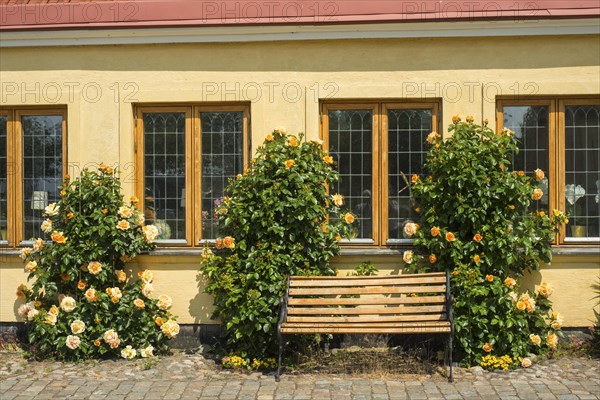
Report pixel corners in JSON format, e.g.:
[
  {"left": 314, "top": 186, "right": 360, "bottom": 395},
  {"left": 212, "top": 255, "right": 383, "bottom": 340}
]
[
  {"left": 200, "top": 128, "right": 355, "bottom": 361},
  {"left": 404, "top": 117, "right": 568, "bottom": 367},
  {"left": 17, "top": 165, "right": 179, "bottom": 360}
]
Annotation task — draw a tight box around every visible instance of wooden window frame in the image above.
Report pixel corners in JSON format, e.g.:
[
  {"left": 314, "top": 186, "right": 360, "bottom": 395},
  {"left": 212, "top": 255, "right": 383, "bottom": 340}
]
[
  {"left": 0, "top": 107, "right": 68, "bottom": 247},
  {"left": 134, "top": 103, "right": 250, "bottom": 247},
  {"left": 497, "top": 96, "right": 600, "bottom": 245},
  {"left": 320, "top": 100, "right": 441, "bottom": 247}
]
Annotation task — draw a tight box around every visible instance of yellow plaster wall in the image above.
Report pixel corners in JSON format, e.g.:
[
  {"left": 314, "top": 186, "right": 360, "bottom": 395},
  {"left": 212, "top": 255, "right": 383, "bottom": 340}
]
[{"left": 1, "top": 34, "right": 599, "bottom": 326}]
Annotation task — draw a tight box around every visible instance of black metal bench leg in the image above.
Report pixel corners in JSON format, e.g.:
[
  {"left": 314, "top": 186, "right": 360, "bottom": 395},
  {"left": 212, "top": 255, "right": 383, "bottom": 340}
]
[
  {"left": 276, "top": 332, "right": 284, "bottom": 382},
  {"left": 448, "top": 332, "right": 453, "bottom": 383}
]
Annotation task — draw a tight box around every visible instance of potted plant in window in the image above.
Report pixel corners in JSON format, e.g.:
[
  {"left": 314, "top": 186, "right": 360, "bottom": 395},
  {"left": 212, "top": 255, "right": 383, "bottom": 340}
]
[{"left": 565, "top": 183, "right": 586, "bottom": 237}]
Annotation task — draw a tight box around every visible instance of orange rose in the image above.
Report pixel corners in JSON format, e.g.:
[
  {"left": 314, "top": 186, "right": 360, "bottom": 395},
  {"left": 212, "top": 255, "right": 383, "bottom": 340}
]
[
  {"left": 474, "top": 255, "right": 481, "bottom": 263},
  {"left": 223, "top": 236, "right": 235, "bottom": 249},
  {"left": 430, "top": 226, "right": 440, "bottom": 237},
  {"left": 155, "top": 317, "right": 164, "bottom": 326},
  {"left": 445, "top": 232, "right": 455, "bottom": 242},
  {"left": 452, "top": 115, "right": 461, "bottom": 124},
  {"left": 482, "top": 343, "right": 493, "bottom": 353},
  {"left": 485, "top": 274, "right": 493, "bottom": 282},
  {"left": 101, "top": 208, "right": 108, "bottom": 214},
  {"left": 411, "top": 174, "right": 419, "bottom": 183},
  {"left": 94, "top": 340, "right": 101, "bottom": 347},
  {"left": 534, "top": 168, "right": 545, "bottom": 181},
  {"left": 466, "top": 115, "right": 474, "bottom": 123},
  {"left": 51, "top": 231, "right": 67, "bottom": 244},
  {"left": 60, "top": 273, "right": 70, "bottom": 281},
  {"left": 130, "top": 195, "right": 139, "bottom": 203},
  {"left": 344, "top": 213, "right": 355, "bottom": 224},
  {"left": 288, "top": 136, "right": 298, "bottom": 147},
  {"left": 77, "top": 281, "right": 87, "bottom": 290},
  {"left": 215, "top": 238, "right": 224, "bottom": 249},
  {"left": 504, "top": 277, "right": 516, "bottom": 287},
  {"left": 473, "top": 233, "right": 482, "bottom": 243},
  {"left": 532, "top": 188, "right": 543, "bottom": 201},
  {"left": 518, "top": 170, "right": 525, "bottom": 177},
  {"left": 323, "top": 155, "right": 333, "bottom": 164},
  {"left": 67, "top": 212, "right": 74, "bottom": 219},
  {"left": 429, "top": 254, "right": 437, "bottom": 264},
  {"left": 265, "top": 134, "right": 273, "bottom": 142}
]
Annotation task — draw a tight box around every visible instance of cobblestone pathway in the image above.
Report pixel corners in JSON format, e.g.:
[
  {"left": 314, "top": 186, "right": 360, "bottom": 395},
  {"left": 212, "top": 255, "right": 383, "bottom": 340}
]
[{"left": 1, "top": 350, "right": 599, "bottom": 399}]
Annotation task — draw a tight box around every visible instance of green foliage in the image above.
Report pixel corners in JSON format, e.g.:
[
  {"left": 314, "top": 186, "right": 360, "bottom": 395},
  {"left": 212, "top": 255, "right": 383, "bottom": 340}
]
[
  {"left": 349, "top": 261, "right": 379, "bottom": 277},
  {"left": 17, "top": 165, "right": 179, "bottom": 360},
  {"left": 200, "top": 129, "right": 355, "bottom": 360},
  {"left": 591, "top": 276, "right": 600, "bottom": 358},
  {"left": 404, "top": 118, "right": 568, "bottom": 367}
]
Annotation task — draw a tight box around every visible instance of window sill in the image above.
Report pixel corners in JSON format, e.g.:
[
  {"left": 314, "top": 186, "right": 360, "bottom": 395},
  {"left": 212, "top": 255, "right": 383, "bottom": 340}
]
[{"left": 1, "top": 246, "right": 598, "bottom": 258}]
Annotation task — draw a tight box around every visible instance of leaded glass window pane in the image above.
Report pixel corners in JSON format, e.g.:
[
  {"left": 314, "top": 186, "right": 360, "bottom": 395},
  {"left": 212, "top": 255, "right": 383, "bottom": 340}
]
[
  {"left": 329, "top": 109, "right": 373, "bottom": 239},
  {"left": 0, "top": 116, "right": 7, "bottom": 241},
  {"left": 565, "top": 105, "right": 600, "bottom": 239},
  {"left": 22, "top": 115, "right": 63, "bottom": 240},
  {"left": 143, "top": 112, "right": 186, "bottom": 241},
  {"left": 388, "top": 109, "right": 432, "bottom": 239},
  {"left": 201, "top": 112, "right": 244, "bottom": 239},
  {"left": 503, "top": 106, "right": 550, "bottom": 211}
]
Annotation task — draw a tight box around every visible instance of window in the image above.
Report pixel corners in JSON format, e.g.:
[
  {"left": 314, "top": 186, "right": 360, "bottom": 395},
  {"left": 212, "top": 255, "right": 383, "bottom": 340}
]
[
  {"left": 498, "top": 98, "right": 600, "bottom": 243},
  {"left": 134, "top": 105, "right": 249, "bottom": 246},
  {"left": 0, "top": 107, "right": 67, "bottom": 247},
  {"left": 321, "top": 101, "right": 440, "bottom": 246}
]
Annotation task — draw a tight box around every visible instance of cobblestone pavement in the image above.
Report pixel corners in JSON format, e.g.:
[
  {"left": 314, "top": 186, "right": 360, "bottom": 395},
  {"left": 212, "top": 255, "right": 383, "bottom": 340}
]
[{"left": 1, "top": 350, "right": 599, "bottom": 400}]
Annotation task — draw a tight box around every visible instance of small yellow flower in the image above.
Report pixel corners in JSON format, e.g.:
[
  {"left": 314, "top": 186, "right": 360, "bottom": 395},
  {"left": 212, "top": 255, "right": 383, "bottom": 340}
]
[
  {"left": 323, "top": 155, "right": 333, "bottom": 164},
  {"left": 344, "top": 213, "right": 355, "bottom": 224},
  {"left": 284, "top": 159, "right": 295, "bottom": 169}
]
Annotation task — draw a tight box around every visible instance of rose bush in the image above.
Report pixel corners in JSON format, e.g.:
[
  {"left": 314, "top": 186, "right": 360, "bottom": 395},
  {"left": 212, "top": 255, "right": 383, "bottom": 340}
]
[
  {"left": 17, "top": 165, "right": 179, "bottom": 360},
  {"left": 200, "top": 128, "right": 355, "bottom": 362},
  {"left": 403, "top": 118, "right": 568, "bottom": 367}
]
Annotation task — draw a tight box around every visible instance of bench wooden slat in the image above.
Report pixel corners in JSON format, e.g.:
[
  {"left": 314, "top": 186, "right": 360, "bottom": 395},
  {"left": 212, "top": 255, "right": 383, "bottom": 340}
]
[
  {"left": 290, "top": 272, "right": 446, "bottom": 280},
  {"left": 288, "top": 295, "right": 446, "bottom": 306},
  {"left": 286, "top": 314, "right": 447, "bottom": 323},
  {"left": 289, "top": 285, "right": 446, "bottom": 296},
  {"left": 289, "top": 276, "right": 446, "bottom": 287},
  {"left": 287, "top": 305, "right": 446, "bottom": 315},
  {"left": 282, "top": 321, "right": 450, "bottom": 328}
]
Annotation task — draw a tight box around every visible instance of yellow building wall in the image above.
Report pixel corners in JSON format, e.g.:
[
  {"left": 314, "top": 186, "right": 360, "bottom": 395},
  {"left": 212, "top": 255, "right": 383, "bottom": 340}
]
[{"left": 1, "top": 34, "right": 599, "bottom": 327}]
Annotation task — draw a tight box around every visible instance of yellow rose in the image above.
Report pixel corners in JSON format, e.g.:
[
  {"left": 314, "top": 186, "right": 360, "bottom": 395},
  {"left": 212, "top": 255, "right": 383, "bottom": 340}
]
[
  {"left": 138, "top": 269, "right": 153, "bottom": 284},
  {"left": 133, "top": 298, "right": 145, "bottom": 310},
  {"left": 161, "top": 320, "right": 180, "bottom": 339},
  {"left": 88, "top": 261, "right": 102, "bottom": 275},
  {"left": 84, "top": 288, "right": 98, "bottom": 302},
  {"left": 402, "top": 250, "right": 414, "bottom": 264},
  {"left": 25, "top": 261, "right": 38, "bottom": 273},
  {"left": 115, "top": 270, "right": 127, "bottom": 283},
  {"left": 70, "top": 319, "right": 86, "bottom": 334},
  {"left": 121, "top": 345, "right": 137, "bottom": 359},
  {"left": 65, "top": 335, "right": 81, "bottom": 350},
  {"left": 33, "top": 238, "right": 44, "bottom": 252},
  {"left": 452, "top": 115, "right": 461, "bottom": 124},
  {"left": 532, "top": 188, "right": 543, "bottom": 201},
  {"left": 536, "top": 282, "right": 554, "bottom": 298},
  {"left": 142, "top": 225, "right": 159, "bottom": 242},
  {"left": 430, "top": 226, "right": 440, "bottom": 237},
  {"left": 48, "top": 305, "right": 59, "bottom": 316},
  {"left": 130, "top": 195, "right": 139, "bottom": 203},
  {"left": 265, "top": 134, "right": 274, "bottom": 142},
  {"left": 344, "top": 213, "right": 355, "bottom": 224},
  {"left": 403, "top": 222, "right": 418, "bottom": 237},
  {"left": 504, "top": 277, "right": 516, "bottom": 287},
  {"left": 158, "top": 295, "right": 173, "bottom": 310},
  {"left": 530, "top": 334, "right": 541, "bottom": 346},
  {"left": 284, "top": 159, "right": 295, "bottom": 169},
  {"left": 117, "top": 220, "right": 130, "bottom": 231},
  {"left": 118, "top": 206, "right": 133, "bottom": 219},
  {"left": 323, "top": 155, "right": 333, "bottom": 164},
  {"left": 331, "top": 194, "right": 344, "bottom": 207},
  {"left": 521, "top": 358, "right": 532, "bottom": 368},
  {"left": 41, "top": 219, "right": 53, "bottom": 233},
  {"left": 44, "top": 313, "right": 57, "bottom": 325},
  {"left": 288, "top": 136, "right": 298, "bottom": 147},
  {"left": 516, "top": 301, "right": 526, "bottom": 311},
  {"left": 546, "top": 332, "right": 558, "bottom": 349},
  {"left": 60, "top": 296, "right": 76, "bottom": 312}
]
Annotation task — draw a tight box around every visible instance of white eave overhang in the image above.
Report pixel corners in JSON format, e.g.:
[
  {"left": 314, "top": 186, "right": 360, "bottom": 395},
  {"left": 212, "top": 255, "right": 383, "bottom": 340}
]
[{"left": 0, "top": 18, "right": 599, "bottom": 48}]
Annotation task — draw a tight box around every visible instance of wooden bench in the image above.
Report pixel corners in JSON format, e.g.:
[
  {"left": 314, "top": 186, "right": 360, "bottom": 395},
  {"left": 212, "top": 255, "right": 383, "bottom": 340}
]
[{"left": 276, "top": 271, "right": 454, "bottom": 381}]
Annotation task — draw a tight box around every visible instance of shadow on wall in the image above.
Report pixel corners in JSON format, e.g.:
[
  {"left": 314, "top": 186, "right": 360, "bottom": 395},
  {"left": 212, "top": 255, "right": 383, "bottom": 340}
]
[{"left": 2, "top": 36, "right": 598, "bottom": 73}]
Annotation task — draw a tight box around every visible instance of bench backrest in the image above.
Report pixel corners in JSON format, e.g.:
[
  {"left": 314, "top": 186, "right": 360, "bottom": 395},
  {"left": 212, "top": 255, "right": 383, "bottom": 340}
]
[{"left": 284, "top": 272, "right": 451, "bottom": 325}]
